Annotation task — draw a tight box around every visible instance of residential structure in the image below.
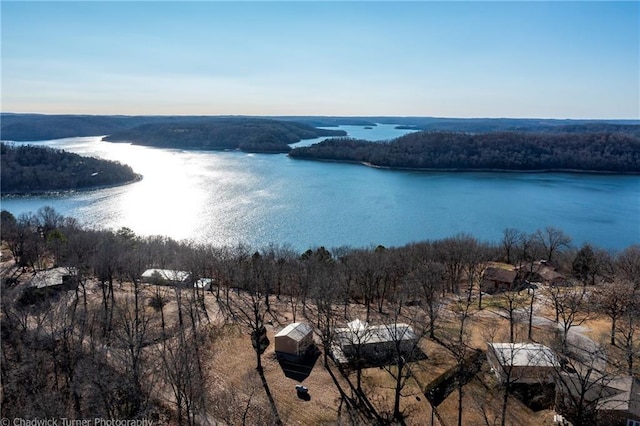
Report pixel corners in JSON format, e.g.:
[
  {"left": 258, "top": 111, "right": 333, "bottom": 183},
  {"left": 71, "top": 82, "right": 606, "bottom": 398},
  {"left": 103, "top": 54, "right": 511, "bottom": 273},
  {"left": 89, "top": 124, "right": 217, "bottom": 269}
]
[
  {"left": 481, "top": 267, "right": 519, "bottom": 294},
  {"left": 487, "top": 342, "right": 560, "bottom": 384},
  {"left": 333, "top": 319, "right": 418, "bottom": 364},
  {"left": 556, "top": 373, "right": 640, "bottom": 426},
  {"left": 516, "top": 260, "right": 567, "bottom": 286},
  {"left": 29, "top": 267, "right": 78, "bottom": 291},
  {"left": 141, "top": 269, "right": 190, "bottom": 286}
]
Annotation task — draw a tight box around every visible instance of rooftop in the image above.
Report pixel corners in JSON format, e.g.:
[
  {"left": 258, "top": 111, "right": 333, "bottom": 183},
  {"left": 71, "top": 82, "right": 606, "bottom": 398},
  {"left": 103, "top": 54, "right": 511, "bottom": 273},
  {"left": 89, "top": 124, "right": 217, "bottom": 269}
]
[
  {"left": 335, "top": 320, "right": 418, "bottom": 346},
  {"left": 29, "top": 267, "right": 72, "bottom": 289},
  {"left": 489, "top": 343, "right": 559, "bottom": 368},
  {"left": 275, "top": 322, "right": 313, "bottom": 342},
  {"left": 141, "top": 268, "right": 190, "bottom": 283}
]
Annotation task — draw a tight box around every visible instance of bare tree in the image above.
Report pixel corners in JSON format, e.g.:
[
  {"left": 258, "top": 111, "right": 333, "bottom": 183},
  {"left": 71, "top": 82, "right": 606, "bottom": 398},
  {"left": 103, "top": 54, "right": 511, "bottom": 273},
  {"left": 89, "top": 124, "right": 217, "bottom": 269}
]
[
  {"left": 615, "top": 295, "right": 639, "bottom": 375},
  {"left": 594, "top": 280, "right": 634, "bottom": 346},
  {"left": 533, "top": 226, "right": 572, "bottom": 263},
  {"left": 410, "top": 261, "right": 444, "bottom": 340},
  {"left": 379, "top": 299, "right": 426, "bottom": 423},
  {"left": 615, "top": 245, "right": 640, "bottom": 290},
  {"left": 502, "top": 227, "right": 525, "bottom": 265},
  {"left": 555, "top": 286, "right": 592, "bottom": 356},
  {"left": 497, "top": 290, "right": 529, "bottom": 343},
  {"left": 221, "top": 252, "right": 282, "bottom": 425}
]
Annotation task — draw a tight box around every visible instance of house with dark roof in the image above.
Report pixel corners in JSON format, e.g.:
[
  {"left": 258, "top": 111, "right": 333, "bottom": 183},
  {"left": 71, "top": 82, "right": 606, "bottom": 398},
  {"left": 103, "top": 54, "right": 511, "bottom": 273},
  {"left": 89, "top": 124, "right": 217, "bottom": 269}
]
[
  {"left": 480, "top": 267, "right": 519, "bottom": 294},
  {"left": 516, "top": 261, "right": 568, "bottom": 286}
]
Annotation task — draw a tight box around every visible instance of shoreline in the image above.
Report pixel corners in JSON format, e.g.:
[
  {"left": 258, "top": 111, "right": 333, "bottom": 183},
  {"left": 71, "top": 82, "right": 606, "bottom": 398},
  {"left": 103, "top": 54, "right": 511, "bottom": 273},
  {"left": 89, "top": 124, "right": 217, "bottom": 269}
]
[
  {"left": 287, "top": 156, "right": 640, "bottom": 175},
  {"left": 1, "top": 173, "right": 143, "bottom": 197}
]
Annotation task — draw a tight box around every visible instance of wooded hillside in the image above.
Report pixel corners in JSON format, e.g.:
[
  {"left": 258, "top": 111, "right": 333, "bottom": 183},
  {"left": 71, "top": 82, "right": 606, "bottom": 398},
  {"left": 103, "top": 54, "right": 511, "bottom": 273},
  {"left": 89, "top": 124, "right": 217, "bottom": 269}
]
[
  {"left": 0, "top": 143, "right": 139, "bottom": 193},
  {"left": 102, "top": 118, "right": 346, "bottom": 153},
  {"left": 289, "top": 131, "right": 640, "bottom": 173}
]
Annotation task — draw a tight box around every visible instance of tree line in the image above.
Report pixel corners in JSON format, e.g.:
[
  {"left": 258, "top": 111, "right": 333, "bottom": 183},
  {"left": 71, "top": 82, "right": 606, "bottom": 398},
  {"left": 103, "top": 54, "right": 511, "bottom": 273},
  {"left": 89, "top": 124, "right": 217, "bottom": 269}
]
[
  {"left": 288, "top": 131, "right": 640, "bottom": 173},
  {"left": 102, "top": 118, "right": 346, "bottom": 153},
  {"left": 0, "top": 143, "right": 139, "bottom": 193},
  {"left": 3, "top": 112, "right": 638, "bottom": 142},
  {"left": 1, "top": 207, "right": 638, "bottom": 424}
]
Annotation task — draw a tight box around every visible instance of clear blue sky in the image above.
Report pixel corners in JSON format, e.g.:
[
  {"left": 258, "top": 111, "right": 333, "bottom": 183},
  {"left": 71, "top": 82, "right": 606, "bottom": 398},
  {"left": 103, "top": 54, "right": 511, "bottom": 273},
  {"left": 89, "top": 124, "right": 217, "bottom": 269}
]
[{"left": 2, "top": 1, "right": 638, "bottom": 118}]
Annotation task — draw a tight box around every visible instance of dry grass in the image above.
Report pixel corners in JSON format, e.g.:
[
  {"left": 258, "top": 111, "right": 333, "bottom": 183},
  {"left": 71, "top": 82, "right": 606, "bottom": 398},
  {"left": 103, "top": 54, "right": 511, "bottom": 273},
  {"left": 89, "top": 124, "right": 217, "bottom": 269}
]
[{"left": 5, "top": 257, "right": 633, "bottom": 425}]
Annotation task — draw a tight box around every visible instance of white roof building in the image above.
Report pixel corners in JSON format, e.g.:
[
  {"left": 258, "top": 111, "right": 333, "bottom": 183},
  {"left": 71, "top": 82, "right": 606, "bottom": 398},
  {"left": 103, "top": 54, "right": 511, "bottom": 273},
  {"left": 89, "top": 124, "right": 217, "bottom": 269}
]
[
  {"left": 141, "top": 269, "right": 190, "bottom": 285},
  {"left": 29, "top": 267, "right": 74, "bottom": 289},
  {"left": 274, "top": 322, "right": 314, "bottom": 357},
  {"left": 487, "top": 342, "right": 559, "bottom": 384}
]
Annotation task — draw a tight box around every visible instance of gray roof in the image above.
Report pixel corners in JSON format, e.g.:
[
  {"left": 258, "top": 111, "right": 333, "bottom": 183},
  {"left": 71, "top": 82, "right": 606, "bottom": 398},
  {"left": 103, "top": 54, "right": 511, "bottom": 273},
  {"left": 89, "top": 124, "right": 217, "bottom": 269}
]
[
  {"left": 335, "top": 320, "right": 418, "bottom": 345},
  {"left": 141, "top": 269, "right": 190, "bottom": 282},
  {"left": 489, "top": 343, "right": 559, "bottom": 368},
  {"left": 275, "top": 322, "right": 313, "bottom": 342},
  {"left": 29, "top": 267, "right": 72, "bottom": 289}
]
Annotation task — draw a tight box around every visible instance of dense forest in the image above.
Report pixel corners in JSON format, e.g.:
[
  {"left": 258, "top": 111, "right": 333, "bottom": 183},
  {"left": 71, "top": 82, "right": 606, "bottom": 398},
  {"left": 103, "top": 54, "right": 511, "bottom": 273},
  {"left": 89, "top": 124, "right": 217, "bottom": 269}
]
[
  {"left": 289, "top": 131, "right": 640, "bottom": 173},
  {"left": 0, "top": 143, "right": 139, "bottom": 193},
  {"left": 1, "top": 207, "right": 638, "bottom": 425},
  {"left": 102, "top": 118, "right": 346, "bottom": 153}
]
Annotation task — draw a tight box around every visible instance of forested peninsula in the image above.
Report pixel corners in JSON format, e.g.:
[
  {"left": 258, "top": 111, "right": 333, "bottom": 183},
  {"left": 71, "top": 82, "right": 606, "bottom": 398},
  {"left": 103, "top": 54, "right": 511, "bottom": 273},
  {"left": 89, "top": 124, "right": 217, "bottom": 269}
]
[
  {"left": 1, "top": 143, "right": 139, "bottom": 194},
  {"left": 102, "top": 118, "right": 346, "bottom": 153},
  {"left": 288, "top": 131, "right": 640, "bottom": 173}
]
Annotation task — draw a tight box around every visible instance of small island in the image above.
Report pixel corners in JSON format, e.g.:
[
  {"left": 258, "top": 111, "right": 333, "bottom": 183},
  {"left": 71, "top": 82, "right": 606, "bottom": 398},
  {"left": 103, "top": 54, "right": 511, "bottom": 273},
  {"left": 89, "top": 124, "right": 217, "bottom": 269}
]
[
  {"left": 0, "top": 143, "right": 140, "bottom": 194},
  {"left": 288, "top": 130, "right": 640, "bottom": 173},
  {"left": 102, "top": 118, "right": 347, "bottom": 153}
]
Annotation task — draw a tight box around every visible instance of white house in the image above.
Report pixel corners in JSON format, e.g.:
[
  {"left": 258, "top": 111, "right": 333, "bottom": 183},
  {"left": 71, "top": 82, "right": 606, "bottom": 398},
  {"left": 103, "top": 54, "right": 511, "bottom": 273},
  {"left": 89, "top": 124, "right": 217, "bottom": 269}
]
[
  {"left": 333, "top": 319, "right": 418, "bottom": 362},
  {"left": 141, "top": 269, "right": 190, "bottom": 286},
  {"left": 487, "top": 342, "right": 559, "bottom": 384}
]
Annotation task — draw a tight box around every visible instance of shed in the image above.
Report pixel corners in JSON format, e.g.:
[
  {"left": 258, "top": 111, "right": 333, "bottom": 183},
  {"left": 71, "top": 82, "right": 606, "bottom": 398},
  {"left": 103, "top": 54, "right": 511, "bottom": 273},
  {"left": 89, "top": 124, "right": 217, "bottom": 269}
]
[{"left": 274, "top": 322, "right": 314, "bottom": 357}]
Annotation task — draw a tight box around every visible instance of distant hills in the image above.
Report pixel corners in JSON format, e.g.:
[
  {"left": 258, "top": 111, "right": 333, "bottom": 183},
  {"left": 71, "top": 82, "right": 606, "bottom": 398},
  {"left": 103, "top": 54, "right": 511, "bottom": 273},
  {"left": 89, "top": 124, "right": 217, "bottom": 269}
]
[
  {"left": 102, "top": 118, "right": 346, "bottom": 153},
  {"left": 2, "top": 113, "right": 639, "bottom": 142},
  {"left": 2, "top": 113, "right": 640, "bottom": 170}
]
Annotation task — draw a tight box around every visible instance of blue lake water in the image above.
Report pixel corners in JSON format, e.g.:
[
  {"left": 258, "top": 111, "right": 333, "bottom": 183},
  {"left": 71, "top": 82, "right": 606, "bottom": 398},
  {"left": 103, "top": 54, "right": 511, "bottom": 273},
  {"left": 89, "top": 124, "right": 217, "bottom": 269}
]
[{"left": 1, "top": 124, "right": 639, "bottom": 251}]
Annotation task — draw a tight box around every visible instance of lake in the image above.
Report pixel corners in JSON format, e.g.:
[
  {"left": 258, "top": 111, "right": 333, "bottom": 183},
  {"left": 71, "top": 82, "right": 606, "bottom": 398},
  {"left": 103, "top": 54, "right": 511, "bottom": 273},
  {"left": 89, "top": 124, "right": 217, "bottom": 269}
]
[{"left": 2, "top": 124, "right": 639, "bottom": 251}]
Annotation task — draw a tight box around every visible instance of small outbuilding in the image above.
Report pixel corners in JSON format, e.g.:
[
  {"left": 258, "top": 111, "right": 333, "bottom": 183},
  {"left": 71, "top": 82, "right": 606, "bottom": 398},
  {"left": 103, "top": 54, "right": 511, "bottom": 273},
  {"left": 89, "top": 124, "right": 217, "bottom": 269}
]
[{"left": 275, "top": 322, "right": 314, "bottom": 358}]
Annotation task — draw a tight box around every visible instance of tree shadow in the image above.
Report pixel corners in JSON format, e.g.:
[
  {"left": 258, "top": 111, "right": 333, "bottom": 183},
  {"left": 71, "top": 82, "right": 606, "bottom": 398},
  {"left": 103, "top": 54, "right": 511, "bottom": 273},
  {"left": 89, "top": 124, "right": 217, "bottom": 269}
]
[{"left": 276, "top": 347, "right": 320, "bottom": 382}]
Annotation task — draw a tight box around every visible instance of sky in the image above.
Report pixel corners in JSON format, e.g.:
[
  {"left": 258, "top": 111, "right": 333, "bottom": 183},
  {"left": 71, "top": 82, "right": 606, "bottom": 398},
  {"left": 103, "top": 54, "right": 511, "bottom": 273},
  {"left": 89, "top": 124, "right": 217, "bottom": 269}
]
[{"left": 1, "top": 1, "right": 639, "bottom": 119}]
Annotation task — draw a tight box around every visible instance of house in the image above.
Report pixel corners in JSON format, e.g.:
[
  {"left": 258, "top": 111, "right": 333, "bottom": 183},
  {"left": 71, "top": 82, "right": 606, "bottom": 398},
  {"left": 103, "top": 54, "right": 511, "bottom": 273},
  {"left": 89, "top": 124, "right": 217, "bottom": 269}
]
[
  {"left": 598, "top": 376, "right": 640, "bottom": 426},
  {"left": 516, "top": 261, "right": 567, "bottom": 286},
  {"left": 556, "top": 373, "right": 640, "bottom": 426},
  {"left": 29, "top": 267, "right": 78, "bottom": 291},
  {"left": 274, "top": 322, "right": 315, "bottom": 358},
  {"left": 333, "top": 319, "right": 418, "bottom": 364},
  {"left": 487, "top": 342, "right": 559, "bottom": 384},
  {"left": 193, "top": 278, "right": 212, "bottom": 291},
  {"left": 481, "top": 267, "right": 518, "bottom": 294},
  {"left": 141, "top": 269, "right": 190, "bottom": 286}
]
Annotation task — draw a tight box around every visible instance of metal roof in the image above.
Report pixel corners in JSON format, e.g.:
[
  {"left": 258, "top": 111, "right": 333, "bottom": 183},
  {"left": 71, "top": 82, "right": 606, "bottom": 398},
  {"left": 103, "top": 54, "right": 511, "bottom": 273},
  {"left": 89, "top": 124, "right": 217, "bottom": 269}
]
[
  {"left": 489, "top": 343, "right": 559, "bottom": 368},
  {"left": 275, "top": 322, "right": 313, "bottom": 342}
]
